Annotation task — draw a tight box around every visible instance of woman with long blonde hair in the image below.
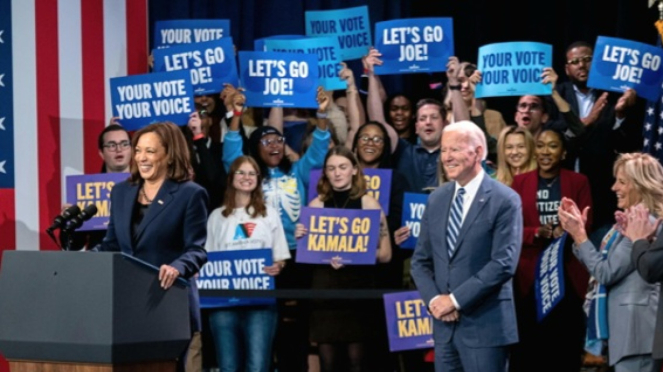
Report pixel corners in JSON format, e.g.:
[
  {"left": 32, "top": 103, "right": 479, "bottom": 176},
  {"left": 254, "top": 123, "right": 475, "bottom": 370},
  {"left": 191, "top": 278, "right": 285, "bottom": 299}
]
[
  {"left": 559, "top": 152, "right": 663, "bottom": 372},
  {"left": 495, "top": 126, "right": 537, "bottom": 186}
]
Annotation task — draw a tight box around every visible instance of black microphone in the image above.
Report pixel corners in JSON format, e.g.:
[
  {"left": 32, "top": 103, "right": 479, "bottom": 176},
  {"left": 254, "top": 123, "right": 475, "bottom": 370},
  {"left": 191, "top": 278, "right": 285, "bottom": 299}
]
[
  {"left": 47, "top": 205, "right": 81, "bottom": 232},
  {"left": 63, "top": 204, "right": 99, "bottom": 232}
]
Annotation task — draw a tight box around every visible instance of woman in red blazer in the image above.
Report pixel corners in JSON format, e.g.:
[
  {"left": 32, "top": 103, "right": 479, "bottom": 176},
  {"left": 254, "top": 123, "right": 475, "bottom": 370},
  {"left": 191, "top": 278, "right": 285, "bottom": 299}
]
[{"left": 510, "top": 128, "right": 592, "bottom": 372}]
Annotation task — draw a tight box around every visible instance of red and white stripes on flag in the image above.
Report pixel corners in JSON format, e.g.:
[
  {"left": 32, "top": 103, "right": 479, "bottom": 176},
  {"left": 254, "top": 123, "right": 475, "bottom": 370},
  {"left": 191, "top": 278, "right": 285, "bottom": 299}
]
[{"left": 3, "top": 0, "right": 147, "bottom": 255}]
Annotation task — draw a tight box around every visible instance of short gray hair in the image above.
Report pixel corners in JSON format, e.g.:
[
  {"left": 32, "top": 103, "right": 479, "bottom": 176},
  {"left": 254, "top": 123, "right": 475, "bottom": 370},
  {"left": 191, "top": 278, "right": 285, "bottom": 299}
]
[{"left": 443, "top": 120, "right": 487, "bottom": 160}]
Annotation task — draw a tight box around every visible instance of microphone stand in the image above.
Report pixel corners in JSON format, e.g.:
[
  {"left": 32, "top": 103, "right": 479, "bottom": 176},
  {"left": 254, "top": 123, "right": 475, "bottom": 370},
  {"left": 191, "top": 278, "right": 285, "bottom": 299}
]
[
  {"left": 45, "top": 228, "right": 63, "bottom": 250},
  {"left": 60, "top": 229, "right": 74, "bottom": 251}
]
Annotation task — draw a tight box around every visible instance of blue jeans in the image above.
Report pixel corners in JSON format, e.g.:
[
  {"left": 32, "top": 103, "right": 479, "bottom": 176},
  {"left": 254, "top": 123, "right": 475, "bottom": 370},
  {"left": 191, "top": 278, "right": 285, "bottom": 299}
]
[{"left": 209, "top": 305, "right": 278, "bottom": 372}]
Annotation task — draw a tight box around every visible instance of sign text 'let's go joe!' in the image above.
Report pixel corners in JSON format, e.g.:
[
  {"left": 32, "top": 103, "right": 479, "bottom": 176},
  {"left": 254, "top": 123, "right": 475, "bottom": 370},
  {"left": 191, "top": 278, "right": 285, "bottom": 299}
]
[{"left": 239, "top": 51, "right": 319, "bottom": 108}]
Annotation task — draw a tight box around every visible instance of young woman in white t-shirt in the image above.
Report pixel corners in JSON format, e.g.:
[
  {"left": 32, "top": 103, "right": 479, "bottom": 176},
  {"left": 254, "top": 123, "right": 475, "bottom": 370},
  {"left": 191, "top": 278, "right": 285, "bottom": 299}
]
[{"left": 205, "top": 155, "right": 290, "bottom": 372}]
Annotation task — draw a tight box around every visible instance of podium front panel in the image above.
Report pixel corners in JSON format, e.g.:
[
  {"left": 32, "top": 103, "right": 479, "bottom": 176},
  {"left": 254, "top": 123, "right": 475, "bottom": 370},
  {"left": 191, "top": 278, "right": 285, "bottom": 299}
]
[{"left": 0, "top": 251, "right": 190, "bottom": 364}]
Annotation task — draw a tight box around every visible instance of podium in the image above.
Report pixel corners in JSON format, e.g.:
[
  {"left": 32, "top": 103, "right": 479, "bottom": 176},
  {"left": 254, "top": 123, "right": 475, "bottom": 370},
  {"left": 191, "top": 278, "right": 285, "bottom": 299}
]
[{"left": 0, "top": 251, "right": 191, "bottom": 372}]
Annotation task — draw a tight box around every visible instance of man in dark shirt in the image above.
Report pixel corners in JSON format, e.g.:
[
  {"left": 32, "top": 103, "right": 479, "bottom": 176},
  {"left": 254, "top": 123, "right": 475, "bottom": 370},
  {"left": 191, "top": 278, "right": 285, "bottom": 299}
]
[
  {"left": 395, "top": 98, "right": 447, "bottom": 192},
  {"left": 555, "top": 41, "right": 637, "bottom": 244}
]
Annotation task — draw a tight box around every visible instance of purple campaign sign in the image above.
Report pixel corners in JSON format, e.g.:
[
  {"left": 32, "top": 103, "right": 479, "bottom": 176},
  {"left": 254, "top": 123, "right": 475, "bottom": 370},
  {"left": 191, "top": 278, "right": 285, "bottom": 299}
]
[
  {"left": 308, "top": 168, "right": 392, "bottom": 215},
  {"left": 296, "top": 207, "right": 380, "bottom": 265},
  {"left": 65, "top": 173, "right": 129, "bottom": 231},
  {"left": 383, "top": 291, "right": 434, "bottom": 352},
  {"left": 197, "top": 249, "right": 275, "bottom": 308},
  {"left": 400, "top": 193, "right": 429, "bottom": 249},
  {"left": 588, "top": 36, "right": 663, "bottom": 101}
]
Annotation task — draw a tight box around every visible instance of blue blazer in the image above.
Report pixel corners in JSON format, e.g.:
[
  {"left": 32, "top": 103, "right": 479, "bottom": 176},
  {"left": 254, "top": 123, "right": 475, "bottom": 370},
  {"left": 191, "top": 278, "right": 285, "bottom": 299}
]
[
  {"left": 411, "top": 174, "right": 522, "bottom": 348},
  {"left": 99, "top": 178, "right": 209, "bottom": 332}
]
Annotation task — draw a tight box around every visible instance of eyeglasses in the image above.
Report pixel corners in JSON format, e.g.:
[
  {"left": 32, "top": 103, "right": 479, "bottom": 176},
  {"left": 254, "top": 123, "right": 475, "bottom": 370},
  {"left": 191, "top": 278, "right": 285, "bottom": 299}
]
[
  {"left": 260, "top": 137, "right": 285, "bottom": 147},
  {"left": 516, "top": 102, "right": 543, "bottom": 112},
  {"left": 103, "top": 141, "right": 131, "bottom": 151},
  {"left": 359, "top": 135, "right": 384, "bottom": 144},
  {"left": 234, "top": 170, "right": 259, "bottom": 178},
  {"left": 566, "top": 56, "right": 592, "bottom": 65}
]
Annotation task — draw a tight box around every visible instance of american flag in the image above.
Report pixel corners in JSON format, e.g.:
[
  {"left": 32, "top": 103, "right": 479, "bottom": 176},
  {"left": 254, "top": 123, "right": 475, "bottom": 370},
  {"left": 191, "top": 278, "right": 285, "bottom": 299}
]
[
  {"left": 641, "top": 98, "right": 663, "bottom": 158},
  {"left": 0, "top": 0, "right": 147, "bottom": 368},
  {"left": 642, "top": 36, "right": 663, "bottom": 161},
  {"left": 0, "top": 0, "right": 148, "bottom": 290}
]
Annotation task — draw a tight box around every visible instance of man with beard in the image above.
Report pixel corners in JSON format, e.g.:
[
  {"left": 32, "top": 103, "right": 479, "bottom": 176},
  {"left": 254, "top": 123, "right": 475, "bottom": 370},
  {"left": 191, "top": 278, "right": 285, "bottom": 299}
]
[{"left": 555, "top": 41, "right": 637, "bottom": 244}]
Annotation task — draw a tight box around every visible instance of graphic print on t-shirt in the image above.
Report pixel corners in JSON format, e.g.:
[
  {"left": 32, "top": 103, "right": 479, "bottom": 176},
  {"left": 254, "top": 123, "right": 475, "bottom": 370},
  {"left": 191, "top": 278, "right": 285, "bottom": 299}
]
[
  {"left": 264, "top": 176, "right": 302, "bottom": 223},
  {"left": 233, "top": 222, "right": 257, "bottom": 240},
  {"left": 537, "top": 177, "right": 561, "bottom": 226}
]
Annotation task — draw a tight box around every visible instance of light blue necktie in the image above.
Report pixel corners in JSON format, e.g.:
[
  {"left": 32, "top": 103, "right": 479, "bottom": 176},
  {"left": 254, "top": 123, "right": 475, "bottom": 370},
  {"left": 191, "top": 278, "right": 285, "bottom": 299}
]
[{"left": 447, "top": 188, "right": 466, "bottom": 257}]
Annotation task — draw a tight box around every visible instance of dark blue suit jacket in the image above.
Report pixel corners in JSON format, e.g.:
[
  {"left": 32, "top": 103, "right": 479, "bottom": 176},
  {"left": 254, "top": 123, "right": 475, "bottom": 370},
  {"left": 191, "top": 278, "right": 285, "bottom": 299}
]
[
  {"left": 411, "top": 174, "right": 522, "bottom": 349},
  {"left": 99, "top": 178, "right": 209, "bottom": 332},
  {"left": 555, "top": 81, "right": 625, "bottom": 227}
]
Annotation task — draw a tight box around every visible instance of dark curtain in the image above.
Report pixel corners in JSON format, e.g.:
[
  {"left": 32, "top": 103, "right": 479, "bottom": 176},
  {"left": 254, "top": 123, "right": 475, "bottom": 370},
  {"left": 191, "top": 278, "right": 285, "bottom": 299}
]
[
  {"left": 149, "top": 0, "right": 411, "bottom": 94},
  {"left": 150, "top": 0, "right": 656, "bottom": 134}
]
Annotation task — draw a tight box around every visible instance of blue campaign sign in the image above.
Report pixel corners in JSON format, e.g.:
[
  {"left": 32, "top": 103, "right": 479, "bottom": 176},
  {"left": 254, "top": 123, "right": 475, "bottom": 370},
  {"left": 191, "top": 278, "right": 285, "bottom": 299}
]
[
  {"left": 265, "top": 37, "right": 345, "bottom": 91},
  {"left": 296, "top": 207, "right": 380, "bottom": 265},
  {"left": 197, "top": 249, "right": 275, "bottom": 308},
  {"left": 374, "top": 18, "right": 454, "bottom": 75},
  {"left": 400, "top": 193, "right": 430, "bottom": 249},
  {"left": 254, "top": 35, "right": 307, "bottom": 51},
  {"left": 305, "top": 6, "right": 371, "bottom": 60},
  {"left": 238, "top": 51, "right": 319, "bottom": 108},
  {"left": 110, "top": 70, "right": 194, "bottom": 130},
  {"left": 65, "top": 173, "right": 129, "bottom": 231},
  {"left": 535, "top": 233, "right": 567, "bottom": 322},
  {"left": 383, "top": 291, "right": 434, "bottom": 351},
  {"left": 475, "top": 42, "right": 552, "bottom": 98},
  {"left": 588, "top": 36, "right": 663, "bottom": 101},
  {"left": 153, "top": 38, "right": 239, "bottom": 96},
  {"left": 154, "top": 19, "right": 230, "bottom": 48},
  {"left": 307, "top": 168, "right": 393, "bottom": 215}
]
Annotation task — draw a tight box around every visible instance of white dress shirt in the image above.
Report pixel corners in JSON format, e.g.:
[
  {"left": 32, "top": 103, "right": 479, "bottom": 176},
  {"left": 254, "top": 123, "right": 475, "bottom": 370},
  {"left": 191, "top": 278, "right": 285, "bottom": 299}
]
[{"left": 431, "top": 169, "right": 485, "bottom": 311}]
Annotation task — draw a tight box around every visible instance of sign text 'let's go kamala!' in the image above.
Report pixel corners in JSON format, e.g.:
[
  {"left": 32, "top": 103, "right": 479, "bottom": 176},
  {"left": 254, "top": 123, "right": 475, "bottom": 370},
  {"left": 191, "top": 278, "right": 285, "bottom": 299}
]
[
  {"left": 383, "top": 291, "right": 434, "bottom": 352},
  {"left": 66, "top": 173, "right": 129, "bottom": 231},
  {"left": 296, "top": 207, "right": 380, "bottom": 265}
]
